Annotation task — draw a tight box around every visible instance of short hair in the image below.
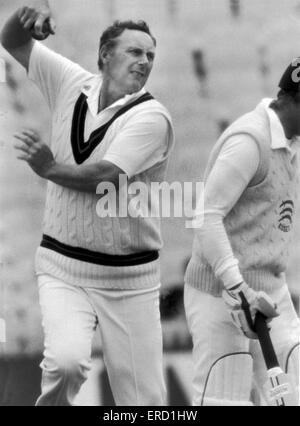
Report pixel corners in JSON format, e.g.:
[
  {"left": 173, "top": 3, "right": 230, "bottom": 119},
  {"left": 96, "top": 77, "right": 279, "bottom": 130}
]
[
  {"left": 271, "top": 89, "right": 300, "bottom": 110},
  {"left": 98, "top": 20, "right": 156, "bottom": 70}
]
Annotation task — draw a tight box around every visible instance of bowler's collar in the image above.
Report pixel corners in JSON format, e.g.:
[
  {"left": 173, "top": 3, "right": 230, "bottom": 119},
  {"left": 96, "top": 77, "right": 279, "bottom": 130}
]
[{"left": 81, "top": 74, "right": 146, "bottom": 116}]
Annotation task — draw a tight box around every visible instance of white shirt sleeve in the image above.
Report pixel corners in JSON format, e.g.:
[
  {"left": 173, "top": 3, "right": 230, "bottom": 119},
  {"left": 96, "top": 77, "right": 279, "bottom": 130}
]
[
  {"left": 28, "top": 41, "right": 88, "bottom": 111},
  {"left": 103, "top": 111, "right": 170, "bottom": 178},
  {"left": 197, "top": 134, "right": 260, "bottom": 289}
]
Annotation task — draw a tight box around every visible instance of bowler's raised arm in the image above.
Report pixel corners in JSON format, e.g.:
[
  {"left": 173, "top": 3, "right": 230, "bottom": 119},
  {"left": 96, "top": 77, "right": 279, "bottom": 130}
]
[{"left": 0, "top": 0, "right": 55, "bottom": 70}]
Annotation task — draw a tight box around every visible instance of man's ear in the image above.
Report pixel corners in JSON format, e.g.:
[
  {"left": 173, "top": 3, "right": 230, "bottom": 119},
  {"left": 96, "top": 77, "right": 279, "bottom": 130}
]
[{"left": 99, "top": 44, "right": 112, "bottom": 67}]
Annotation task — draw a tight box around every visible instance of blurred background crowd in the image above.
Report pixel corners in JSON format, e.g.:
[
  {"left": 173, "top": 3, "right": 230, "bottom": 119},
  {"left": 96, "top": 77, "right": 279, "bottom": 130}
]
[{"left": 0, "top": 0, "right": 300, "bottom": 405}]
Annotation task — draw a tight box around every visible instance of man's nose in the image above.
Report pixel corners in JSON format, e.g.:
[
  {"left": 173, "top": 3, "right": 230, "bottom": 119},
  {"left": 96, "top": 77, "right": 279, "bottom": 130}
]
[{"left": 138, "top": 54, "right": 149, "bottom": 66}]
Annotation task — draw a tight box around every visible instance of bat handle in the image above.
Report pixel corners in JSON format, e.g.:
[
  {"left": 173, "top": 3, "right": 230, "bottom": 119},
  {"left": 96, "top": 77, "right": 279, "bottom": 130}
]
[{"left": 254, "top": 311, "right": 280, "bottom": 370}]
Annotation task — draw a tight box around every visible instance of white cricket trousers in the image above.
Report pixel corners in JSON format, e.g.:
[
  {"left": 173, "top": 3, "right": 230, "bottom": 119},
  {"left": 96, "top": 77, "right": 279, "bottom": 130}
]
[
  {"left": 36, "top": 274, "right": 166, "bottom": 406},
  {"left": 184, "top": 284, "right": 300, "bottom": 406}
]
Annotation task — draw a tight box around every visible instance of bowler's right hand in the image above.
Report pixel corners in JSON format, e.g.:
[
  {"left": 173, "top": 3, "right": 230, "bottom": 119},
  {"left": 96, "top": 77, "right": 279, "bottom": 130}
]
[{"left": 18, "top": 3, "right": 56, "bottom": 40}]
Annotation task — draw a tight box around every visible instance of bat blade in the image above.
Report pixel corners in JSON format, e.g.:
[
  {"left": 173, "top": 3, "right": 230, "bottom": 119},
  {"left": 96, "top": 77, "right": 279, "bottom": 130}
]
[
  {"left": 264, "top": 367, "right": 297, "bottom": 406},
  {"left": 255, "top": 312, "right": 298, "bottom": 406}
]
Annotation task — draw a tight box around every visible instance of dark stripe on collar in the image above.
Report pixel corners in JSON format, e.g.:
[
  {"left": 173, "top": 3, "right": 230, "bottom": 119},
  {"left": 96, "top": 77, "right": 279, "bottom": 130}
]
[{"left": 71, "top": 92, "right": 154, "bottom": 164}]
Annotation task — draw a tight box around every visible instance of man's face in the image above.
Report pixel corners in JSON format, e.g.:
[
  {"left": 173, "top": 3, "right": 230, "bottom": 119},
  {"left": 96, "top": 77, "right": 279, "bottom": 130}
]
[
  {"left": 102, "top": 29, "right": 156, "bottom": 94},
  {"left": 289, "top": 100, "right": 300, "bottom": 135}
]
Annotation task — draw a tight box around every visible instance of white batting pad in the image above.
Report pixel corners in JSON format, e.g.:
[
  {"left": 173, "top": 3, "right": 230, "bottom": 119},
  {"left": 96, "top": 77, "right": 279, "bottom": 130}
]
[
  {"left": 201, "top": 352, "right": 253, "bottom": 406},
  {"left": 285, "top": 343, "right": 300, "bottom": 406}
]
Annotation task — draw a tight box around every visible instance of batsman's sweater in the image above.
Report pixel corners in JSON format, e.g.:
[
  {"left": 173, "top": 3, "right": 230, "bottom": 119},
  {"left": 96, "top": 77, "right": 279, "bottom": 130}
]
[
  {"left": 29, "top": 42, "right": 174, "bottom": 289},
  {"left": 185, "top": 99, "right": 300, "bottom": 296}
]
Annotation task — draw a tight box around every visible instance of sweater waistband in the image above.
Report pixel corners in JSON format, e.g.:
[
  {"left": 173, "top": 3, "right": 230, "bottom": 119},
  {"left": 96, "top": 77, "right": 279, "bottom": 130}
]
[
  {"left": 35, "top": 246, "right": 160, "bottom": 290},
  {"left": 185, "top": 261, "right": 286, "bottom": 296},
  {"left": 41, "top": 234, "right": 159, "bottom": 267}
]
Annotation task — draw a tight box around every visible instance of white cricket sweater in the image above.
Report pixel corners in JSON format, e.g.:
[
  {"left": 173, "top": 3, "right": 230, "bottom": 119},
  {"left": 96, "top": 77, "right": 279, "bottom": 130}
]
[{"left": 28, "top": 42, "right": 174, "bottom": 289}]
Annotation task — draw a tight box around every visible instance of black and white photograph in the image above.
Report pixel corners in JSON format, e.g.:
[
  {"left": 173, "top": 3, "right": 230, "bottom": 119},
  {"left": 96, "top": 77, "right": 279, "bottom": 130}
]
[{"left": 0, "top": 0, "right": 299, "bottom": 409}]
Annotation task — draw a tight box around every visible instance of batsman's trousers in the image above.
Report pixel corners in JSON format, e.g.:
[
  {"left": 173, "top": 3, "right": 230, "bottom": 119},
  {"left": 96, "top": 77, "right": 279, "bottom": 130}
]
[
  {"left": 36, "top": 274, "right": 166, "bottom": 406},
  {"left": 184, "top": 283, "right": 299, "bottom": 406}
]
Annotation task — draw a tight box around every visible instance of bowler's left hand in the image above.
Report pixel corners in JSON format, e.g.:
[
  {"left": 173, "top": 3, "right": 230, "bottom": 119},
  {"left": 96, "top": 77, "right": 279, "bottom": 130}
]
[
  {"left": 14, "top": 129, "right": 55, "bottom": 178},
  {"left": 222, "top": 281, "right": 279, "bottom": 339}
]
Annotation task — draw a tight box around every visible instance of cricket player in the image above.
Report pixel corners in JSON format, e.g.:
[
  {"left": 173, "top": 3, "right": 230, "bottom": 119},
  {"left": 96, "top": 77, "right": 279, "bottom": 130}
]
[
  {"left": 1, "top": 1, "right": 174, "bottom": 406},
  {"left": 185, "top": 60, "right": 300, "bottom": 406}
]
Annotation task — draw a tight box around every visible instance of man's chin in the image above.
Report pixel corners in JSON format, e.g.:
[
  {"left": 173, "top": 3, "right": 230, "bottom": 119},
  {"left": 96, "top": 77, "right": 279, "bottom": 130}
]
[{"left": 126, "top": 82, "right": 144, "bottom": 95}]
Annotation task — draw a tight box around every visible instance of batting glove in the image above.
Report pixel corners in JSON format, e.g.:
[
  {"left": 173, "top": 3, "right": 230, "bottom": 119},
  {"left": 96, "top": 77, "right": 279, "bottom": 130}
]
[{"left": 222, "top": 282, "right": 279, "bottom": 339}]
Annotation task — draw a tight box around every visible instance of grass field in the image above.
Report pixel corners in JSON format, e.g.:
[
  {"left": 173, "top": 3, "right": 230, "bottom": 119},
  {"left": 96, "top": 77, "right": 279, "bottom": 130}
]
[{"left": 0, "top": 0, "right": 300, "bottom": 355}]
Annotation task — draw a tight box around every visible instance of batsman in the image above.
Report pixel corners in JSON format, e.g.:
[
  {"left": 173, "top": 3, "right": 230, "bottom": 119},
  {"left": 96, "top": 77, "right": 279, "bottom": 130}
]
[
  {"left": 1, "top": 1, "right": 174, "bottom": 405},
  {"left": 185, "top": 60, "right": 300, "bottom": 406}
]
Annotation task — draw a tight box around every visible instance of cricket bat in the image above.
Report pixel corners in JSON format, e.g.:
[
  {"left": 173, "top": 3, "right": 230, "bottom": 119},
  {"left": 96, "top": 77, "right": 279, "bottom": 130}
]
[{"left": 254, "top": 311, "right": 298, "bottom": 406}]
